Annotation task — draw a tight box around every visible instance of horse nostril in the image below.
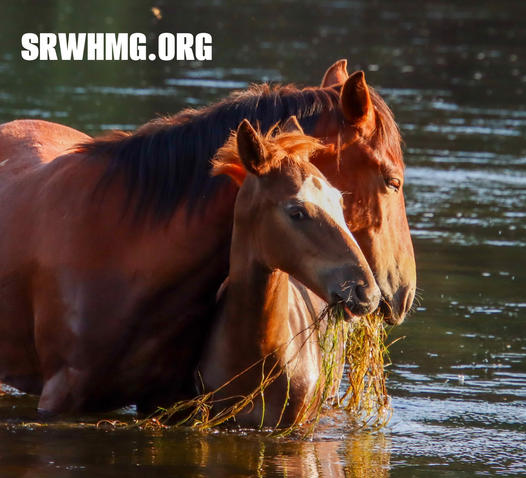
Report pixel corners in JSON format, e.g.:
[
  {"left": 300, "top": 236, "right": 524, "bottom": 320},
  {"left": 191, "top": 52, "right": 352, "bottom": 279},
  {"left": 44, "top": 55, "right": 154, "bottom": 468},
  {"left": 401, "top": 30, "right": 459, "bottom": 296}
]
[{"left": 355, "top": 284, "right": 369, "bottom": 303}]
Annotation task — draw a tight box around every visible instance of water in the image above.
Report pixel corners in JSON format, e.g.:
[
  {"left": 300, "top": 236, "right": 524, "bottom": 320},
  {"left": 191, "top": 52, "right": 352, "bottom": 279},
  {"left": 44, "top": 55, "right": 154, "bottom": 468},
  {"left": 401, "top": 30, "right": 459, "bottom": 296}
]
[{"left": 0, "top": 0, "right": 525, "bottom": 476}]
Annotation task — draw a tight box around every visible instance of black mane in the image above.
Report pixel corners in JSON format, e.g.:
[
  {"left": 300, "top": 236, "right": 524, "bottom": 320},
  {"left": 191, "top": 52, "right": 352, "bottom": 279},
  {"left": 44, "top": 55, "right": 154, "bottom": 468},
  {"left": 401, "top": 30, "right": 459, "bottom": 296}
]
[{"left": 78, "top": 84, "right": 343, "bottom": 220}]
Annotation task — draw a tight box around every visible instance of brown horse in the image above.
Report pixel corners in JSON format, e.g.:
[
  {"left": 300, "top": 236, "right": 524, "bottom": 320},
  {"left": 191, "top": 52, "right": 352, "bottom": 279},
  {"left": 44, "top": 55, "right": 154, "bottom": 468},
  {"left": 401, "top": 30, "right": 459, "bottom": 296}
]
[
  {"left": 201, "top": 118, "right": 380, "bottom": 427},
  {"left": 0, "top": 60, "right": 415, "bottom": 414}
]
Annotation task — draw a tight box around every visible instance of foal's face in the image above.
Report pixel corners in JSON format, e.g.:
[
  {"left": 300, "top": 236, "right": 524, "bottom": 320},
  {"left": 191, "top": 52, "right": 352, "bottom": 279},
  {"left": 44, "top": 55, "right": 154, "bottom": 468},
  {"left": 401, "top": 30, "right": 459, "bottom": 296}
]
[{"left": 239, "top": 159, "right": 380, "bottom": 317}]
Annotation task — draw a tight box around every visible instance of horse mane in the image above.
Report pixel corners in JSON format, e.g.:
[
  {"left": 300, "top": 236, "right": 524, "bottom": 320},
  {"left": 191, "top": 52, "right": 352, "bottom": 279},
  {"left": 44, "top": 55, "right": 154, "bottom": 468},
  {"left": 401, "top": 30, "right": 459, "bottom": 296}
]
[
  {"left": 75, "top": 82, "right": 401, "bottom": 221},
  {"left": 211, "top": 124, "right": 324, "bottom": 180},
  {"left": 368, "top": 88, "right": 403, "bottom": 170}
]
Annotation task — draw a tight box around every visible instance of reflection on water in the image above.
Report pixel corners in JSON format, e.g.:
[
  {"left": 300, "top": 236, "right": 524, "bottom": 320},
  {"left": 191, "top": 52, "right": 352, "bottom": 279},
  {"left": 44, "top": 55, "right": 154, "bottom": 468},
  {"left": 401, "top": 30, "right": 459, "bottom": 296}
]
[
  {"left": 0, "top": 393, "right": 391, "bottom": 478},
  {"left": 0, "top": 0, "right": 525, "bottom": 476}
]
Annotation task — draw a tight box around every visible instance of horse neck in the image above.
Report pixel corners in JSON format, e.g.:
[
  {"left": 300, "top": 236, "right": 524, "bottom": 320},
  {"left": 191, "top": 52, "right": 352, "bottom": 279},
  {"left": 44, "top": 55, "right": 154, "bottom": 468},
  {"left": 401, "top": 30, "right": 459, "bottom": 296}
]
[{"left": 225, "top": 238, "right": 291, "bottom": 356}]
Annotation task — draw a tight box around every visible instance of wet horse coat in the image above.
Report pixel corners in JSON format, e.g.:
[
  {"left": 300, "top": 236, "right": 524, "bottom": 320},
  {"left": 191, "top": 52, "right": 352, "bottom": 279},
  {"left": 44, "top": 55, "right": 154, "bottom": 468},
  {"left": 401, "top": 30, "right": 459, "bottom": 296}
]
[{"left": 0, "top": 60, "right": 415, "bottom": 414}]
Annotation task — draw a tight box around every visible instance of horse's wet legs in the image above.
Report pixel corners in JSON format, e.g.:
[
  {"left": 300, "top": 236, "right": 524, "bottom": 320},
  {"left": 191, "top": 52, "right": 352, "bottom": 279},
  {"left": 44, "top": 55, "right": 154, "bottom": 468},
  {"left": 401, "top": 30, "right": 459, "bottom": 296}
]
[{"left": 38, "top": 366, "right": 84, "bottom": 415}]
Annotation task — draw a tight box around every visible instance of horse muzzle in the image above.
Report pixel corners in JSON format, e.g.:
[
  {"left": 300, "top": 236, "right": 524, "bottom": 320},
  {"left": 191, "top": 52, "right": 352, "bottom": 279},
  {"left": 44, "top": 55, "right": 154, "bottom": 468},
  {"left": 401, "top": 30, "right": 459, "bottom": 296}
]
[
  {"left": 379, "top": 285, "right": 416, "bottom": 325},
  {"left": 329, "top": 280, "right": 381, "bottom": 319}
]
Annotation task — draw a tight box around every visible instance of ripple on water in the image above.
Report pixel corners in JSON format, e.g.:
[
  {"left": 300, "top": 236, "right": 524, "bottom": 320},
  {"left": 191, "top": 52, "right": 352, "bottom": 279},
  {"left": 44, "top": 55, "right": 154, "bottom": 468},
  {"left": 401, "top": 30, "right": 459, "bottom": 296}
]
[{"left": 390, "top": 396, "right": 526, "bottom": 474}]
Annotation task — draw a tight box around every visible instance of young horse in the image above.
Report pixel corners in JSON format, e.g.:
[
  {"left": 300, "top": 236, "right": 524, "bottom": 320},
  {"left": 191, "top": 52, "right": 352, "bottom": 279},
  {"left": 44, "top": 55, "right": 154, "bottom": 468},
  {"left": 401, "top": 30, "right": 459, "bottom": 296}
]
[
  {"left": 201, "top": 119, "right": 380, "bottom": 427},
  {"left": 0, "top": 60, "right": 415, "bottom": 414}
]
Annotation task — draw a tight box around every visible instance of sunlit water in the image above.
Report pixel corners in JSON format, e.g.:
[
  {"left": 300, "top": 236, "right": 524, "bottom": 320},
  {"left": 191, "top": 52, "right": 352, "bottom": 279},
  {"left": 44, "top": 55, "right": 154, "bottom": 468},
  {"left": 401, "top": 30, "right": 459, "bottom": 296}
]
[{"left": 0, "top": 0, "right": 525, "bottom": 476}]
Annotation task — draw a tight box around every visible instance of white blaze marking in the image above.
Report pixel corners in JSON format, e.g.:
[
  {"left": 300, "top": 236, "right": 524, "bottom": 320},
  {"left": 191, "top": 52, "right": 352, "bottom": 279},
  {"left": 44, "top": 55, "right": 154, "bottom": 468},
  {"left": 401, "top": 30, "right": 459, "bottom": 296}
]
[{"left": 296, "top": 175, "right": 359, "bottom": 246}]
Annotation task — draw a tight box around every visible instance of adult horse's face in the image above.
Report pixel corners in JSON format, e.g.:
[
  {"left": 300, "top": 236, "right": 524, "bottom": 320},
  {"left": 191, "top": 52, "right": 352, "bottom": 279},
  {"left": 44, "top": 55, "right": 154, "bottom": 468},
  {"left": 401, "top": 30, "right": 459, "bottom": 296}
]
[{"left": 315, "top": 60, "right": 417, "bottom": 325}]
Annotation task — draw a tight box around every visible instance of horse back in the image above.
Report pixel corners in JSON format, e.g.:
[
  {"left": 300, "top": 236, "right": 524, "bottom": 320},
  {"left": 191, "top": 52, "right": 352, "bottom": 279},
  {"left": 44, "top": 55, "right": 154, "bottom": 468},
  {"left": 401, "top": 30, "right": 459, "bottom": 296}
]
[{"left": 0, "top": 119, "right": 89, "bottom": 184}]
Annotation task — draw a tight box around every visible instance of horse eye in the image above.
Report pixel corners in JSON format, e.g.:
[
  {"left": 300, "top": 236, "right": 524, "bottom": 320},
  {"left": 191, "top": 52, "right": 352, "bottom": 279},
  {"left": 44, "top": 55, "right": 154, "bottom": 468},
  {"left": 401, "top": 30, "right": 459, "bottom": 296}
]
[
  {"left": 286, "top": 205, "right": 308, "bottom": 220},
  {"left": 386, "top": 177, "right": 401, "bottom": 192}
]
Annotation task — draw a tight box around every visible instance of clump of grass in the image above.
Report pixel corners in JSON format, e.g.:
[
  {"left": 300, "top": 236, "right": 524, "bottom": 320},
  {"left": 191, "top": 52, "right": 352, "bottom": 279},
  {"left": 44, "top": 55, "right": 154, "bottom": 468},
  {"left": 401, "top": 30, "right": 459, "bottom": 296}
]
[
  {"left": 133, "top": 306, "right": 394, "bottom": 434},
  {"left": 332, "top": 306, "right": 394, "bottom": 427},
  {"left": 302, "top": 305, "right": 393, "bottom": 430}
]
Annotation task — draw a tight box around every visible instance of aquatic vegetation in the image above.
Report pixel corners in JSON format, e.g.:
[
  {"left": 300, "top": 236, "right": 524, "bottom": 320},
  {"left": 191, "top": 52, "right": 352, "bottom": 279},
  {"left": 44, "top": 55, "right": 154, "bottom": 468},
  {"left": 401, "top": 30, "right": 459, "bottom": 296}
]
[
  {"left": 135, "top": 306, "right": 394, "bottom": 435},
  {"left": 339, "top": 308, "right": 394, "bottom": 427}
]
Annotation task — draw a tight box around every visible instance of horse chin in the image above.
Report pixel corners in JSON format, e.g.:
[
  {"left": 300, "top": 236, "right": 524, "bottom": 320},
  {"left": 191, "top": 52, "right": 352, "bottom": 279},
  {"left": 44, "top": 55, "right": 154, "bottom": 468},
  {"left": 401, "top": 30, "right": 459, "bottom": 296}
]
[{"left": 379, "top": 298, "right": 404, "bottom": 326}]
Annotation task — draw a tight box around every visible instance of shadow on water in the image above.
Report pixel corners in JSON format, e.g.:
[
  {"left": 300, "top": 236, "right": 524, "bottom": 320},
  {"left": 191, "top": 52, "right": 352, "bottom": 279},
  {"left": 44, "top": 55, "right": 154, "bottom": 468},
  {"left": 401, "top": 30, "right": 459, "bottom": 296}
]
[{"left": 0, "top": 0, "right": 525, "bottom": 476}]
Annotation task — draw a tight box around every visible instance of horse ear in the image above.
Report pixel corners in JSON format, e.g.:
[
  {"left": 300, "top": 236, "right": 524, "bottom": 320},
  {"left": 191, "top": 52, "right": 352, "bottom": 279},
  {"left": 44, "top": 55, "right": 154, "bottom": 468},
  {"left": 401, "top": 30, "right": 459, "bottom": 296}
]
[
  {"left": 236, "top": 119, "right": 267, "bottom": 176},
  {"left": 281, "top": 116, "right": 304, "bottom": 134},
  {"left": 341, "top": 70, "right": 374, "bottom": 125},
  {"left": 321, "top": 59, "right": 349, "bottom": 87}
]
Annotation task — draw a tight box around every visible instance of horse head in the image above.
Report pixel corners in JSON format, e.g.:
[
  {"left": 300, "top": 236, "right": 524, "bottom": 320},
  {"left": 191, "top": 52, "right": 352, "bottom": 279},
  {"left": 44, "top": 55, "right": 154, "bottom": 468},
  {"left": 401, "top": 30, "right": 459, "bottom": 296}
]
[
  {"left": 314, "top": 60, "right": 417, "bottom": 324},
  {"left": 213, "top": 117, "right": 381, "bottom": 317}
]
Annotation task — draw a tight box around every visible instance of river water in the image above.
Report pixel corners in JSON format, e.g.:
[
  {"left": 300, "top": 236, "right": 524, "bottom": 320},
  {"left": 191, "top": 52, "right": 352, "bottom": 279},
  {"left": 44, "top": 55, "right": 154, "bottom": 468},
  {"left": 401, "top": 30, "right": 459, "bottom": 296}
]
[{"left": 0, "top": 1, "right": 525, "bottom": 476}]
